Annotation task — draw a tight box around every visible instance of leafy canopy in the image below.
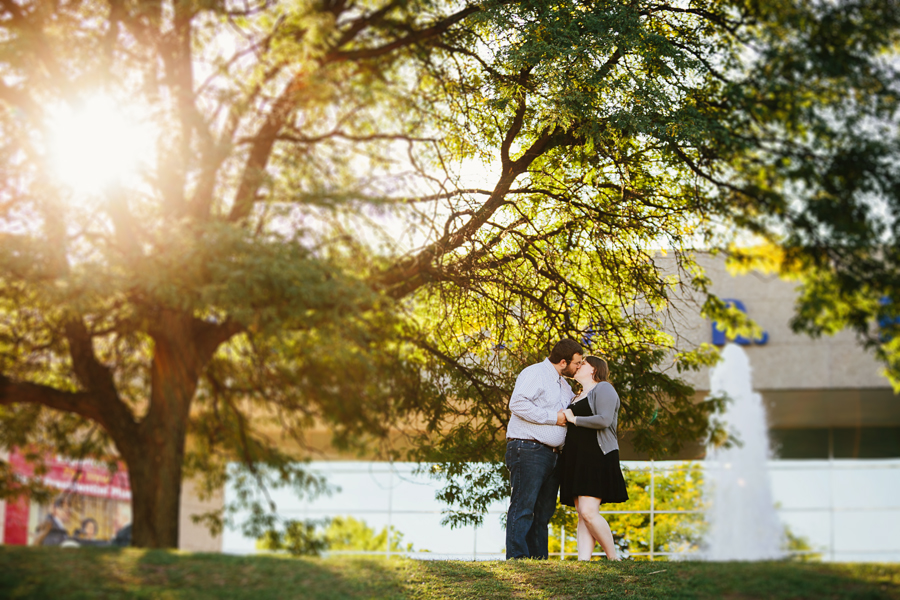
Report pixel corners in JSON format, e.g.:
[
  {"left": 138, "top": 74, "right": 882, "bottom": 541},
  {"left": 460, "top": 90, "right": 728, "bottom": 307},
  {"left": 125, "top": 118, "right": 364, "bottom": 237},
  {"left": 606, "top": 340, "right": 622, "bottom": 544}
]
[{"left": 0, "top": 0, "right": 898, "bottom": 543}]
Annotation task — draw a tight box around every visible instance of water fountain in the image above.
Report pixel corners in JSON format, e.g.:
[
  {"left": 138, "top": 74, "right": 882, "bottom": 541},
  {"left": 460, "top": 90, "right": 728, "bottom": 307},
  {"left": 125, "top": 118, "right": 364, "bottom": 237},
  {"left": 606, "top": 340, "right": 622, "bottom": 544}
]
[{"left": 702, "top": 343, "right": 785, "bottom": 560}]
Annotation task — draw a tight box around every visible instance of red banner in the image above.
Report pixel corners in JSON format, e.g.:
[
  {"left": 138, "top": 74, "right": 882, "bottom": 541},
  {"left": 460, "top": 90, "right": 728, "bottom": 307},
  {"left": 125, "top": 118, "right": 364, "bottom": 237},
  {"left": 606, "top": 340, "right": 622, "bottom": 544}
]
[
  {"left": 9, "top": 449, "right": 131, "bottom": 501},
  {"left": 2, "top": 496, "right": 29, "bottom": 545}
]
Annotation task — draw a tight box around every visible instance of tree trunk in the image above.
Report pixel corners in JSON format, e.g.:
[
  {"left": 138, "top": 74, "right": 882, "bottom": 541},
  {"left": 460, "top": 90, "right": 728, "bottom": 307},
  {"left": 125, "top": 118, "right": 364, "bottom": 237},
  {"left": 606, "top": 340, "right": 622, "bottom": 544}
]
[
  {"left": 122, "top": 423, "right": 187, "bottom": 548},
  {"left": 119, "top": 310, "right": 204, "bottom": 548}
]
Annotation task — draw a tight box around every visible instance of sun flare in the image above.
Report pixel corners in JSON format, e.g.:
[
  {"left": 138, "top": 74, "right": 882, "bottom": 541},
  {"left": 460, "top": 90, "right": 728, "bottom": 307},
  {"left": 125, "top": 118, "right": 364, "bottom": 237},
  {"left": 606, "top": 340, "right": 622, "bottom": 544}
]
[{"left": 47, "top": 94, "right": 156, "bottom": 195}]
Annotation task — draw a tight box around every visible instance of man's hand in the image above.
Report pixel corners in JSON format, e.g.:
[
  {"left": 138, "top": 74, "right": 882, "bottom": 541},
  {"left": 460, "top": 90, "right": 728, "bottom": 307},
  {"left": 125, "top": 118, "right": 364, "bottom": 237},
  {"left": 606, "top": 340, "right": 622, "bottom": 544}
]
[{"left": 556, "top": 410, "right": 567, "bottom": 426}]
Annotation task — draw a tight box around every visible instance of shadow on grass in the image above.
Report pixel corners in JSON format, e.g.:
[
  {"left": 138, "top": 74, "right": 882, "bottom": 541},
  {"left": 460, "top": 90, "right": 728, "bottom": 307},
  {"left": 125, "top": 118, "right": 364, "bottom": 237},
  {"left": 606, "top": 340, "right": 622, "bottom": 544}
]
[
  {"left": 406, "top": 558, "right": 900, "bottom": 600},
  {"left": 2, "top": 548, "right": 899, "bottom": 600},
  {"left": 406, "top": 557, "right": 661, "bottom": 599},
  {"left": 674, "top": 561, "right": 900, "bottom": 600},
  {"left": 0, "top": 546, "right": 409, "bottom": 600}
]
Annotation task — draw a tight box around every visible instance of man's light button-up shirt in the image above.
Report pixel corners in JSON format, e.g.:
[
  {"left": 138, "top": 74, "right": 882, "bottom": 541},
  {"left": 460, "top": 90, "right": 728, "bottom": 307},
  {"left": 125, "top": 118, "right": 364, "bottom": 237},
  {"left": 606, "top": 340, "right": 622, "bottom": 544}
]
[{"left": 506, "top": 358, "right": 574, "bottom": 449}]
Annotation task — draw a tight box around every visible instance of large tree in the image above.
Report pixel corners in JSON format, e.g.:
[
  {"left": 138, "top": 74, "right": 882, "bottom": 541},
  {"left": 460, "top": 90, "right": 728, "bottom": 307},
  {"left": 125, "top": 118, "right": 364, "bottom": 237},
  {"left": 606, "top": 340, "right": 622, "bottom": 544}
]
[{"left": 1, "top": 0, "right": 898, "bottom": 548}]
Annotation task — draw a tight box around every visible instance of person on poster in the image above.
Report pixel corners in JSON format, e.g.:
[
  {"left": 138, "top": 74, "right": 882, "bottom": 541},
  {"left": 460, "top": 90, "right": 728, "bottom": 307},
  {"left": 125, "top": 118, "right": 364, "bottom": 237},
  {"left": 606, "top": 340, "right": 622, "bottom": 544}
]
[
  {"left": 505, "top": 339, "right": 583, "bottom": 560},
  {"left": 75, "top": 517, "right": 99, "bottom": 541},
  {"left": 34, "top": 495, "right": 72, "bottom": 546}
]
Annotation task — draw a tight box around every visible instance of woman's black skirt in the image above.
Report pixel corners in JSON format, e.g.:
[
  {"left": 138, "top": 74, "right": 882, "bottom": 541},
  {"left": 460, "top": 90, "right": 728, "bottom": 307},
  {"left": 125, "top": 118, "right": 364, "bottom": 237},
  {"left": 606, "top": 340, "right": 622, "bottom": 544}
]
[{"left": 559, "top": 427, "right": 629, "bottom": 507}]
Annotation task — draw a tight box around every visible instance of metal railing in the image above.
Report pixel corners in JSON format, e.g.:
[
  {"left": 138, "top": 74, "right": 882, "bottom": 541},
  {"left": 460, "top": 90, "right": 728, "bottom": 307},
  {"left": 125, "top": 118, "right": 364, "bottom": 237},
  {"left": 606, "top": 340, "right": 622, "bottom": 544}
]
[
  {"left": 232, "top": 459, "right": 900, "bottom": 561},
  {"left": 556, "top": 460, "right": 703, "bottom": 560}
]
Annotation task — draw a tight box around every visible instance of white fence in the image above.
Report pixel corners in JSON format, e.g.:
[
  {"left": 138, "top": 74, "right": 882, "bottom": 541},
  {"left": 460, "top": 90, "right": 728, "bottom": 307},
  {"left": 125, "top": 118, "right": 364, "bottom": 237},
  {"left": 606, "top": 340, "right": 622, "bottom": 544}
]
[
  {"left": 769, "top": 459, "right": 900, "bottom": 562},
  {"left": 222, "top": 459, "right": 900, "bottom": 561}
]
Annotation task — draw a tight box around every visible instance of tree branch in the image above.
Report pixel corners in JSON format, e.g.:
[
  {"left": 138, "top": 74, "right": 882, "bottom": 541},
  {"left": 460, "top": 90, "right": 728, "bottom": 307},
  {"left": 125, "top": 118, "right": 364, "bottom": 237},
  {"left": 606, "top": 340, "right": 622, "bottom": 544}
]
[
  {"left": 227, "top": 72, "right": 307, "bottom": 222},
  {"left": 375, "top": 125, "right": 580, "bottom": 297},
  {"left": 57, "top": 317, "right": 140, "bottom": 440},
  {"left": 330, "top": 0, "right": 404, "bottom": 49},
  {"left": 193, "top": 319, "right": 245, "bottom": 365},
  {"left": 271, "top": 130, "right": 438, "bottom": 145},
  {"left": 501, "top": 96, "right": 527, "bottom": 168},
  {"left": 0, "top": 377, "right": 106, "bottom": 422},
  {"left": 64, "top": 319, "right": 118, "bottom": 396},
  {"left": 644, "top": 4, "right": 746, "bottom": 36},
  {"left": 227, "top": 4, "right": 484, "bottom": 223},
  {"left": 325, "top": 5, "right": 482, "bottom": 62}
]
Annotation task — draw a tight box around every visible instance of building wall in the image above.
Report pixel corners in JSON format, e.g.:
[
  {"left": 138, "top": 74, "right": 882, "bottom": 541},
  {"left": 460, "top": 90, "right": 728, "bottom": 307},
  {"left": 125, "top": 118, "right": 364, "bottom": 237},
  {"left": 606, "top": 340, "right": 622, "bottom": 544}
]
[
  {"left": 654, "top": 254, "right": 900, "bottom": 461},
  {"left": 178, "top": 478, "right": 223, "bottom": 552},
  {"left": 670, "top": 254, "right": 890, "bottom": 394}
]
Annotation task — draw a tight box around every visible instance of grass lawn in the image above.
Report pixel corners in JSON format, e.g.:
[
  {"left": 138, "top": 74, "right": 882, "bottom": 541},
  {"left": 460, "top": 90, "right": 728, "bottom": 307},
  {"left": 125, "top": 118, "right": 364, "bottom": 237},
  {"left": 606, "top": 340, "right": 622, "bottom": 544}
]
[{"left": 1, "top": 547, "right": 899, "bottom": 599}]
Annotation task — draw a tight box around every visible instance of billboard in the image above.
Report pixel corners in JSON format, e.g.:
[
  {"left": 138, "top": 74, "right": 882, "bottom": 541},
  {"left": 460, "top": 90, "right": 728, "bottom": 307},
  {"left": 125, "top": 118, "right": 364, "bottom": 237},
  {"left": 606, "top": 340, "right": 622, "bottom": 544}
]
[{"left": 2, "top": 449, "right": 131, "bottom": 546}]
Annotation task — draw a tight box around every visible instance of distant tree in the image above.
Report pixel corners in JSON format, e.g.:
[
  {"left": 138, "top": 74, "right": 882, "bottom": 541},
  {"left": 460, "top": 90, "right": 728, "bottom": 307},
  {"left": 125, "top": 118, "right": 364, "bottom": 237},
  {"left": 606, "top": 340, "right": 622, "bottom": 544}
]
[
  {"left": 1, "top": 0, "right": 898, "bottom": 548},
  {"left": 324, "top": 516, "right": 414, "bottom": 554},
  {"left": 256, "top": 518, "right": 330, "bottom": 557},
  {"left": 256, "top": 515, "right": 413, "bottom": 556},
  {"left": 783, "top": 525, "right": 821, "bottom": 562}
]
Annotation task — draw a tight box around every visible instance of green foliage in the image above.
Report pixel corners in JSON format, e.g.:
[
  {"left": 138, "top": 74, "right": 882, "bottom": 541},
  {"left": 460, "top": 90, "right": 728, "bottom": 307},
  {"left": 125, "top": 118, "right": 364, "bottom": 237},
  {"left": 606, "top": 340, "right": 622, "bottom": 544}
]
[
  {"left": 549, "top": 463, "right": 706, "bottom": 559},
  {"left": 0, "top": 0, "right": 898, "bottom": 546},
  {"left": 256, "top": 519, "right": 330, "bottom": 557},
  {"left": 324, "top": 516, "right": 415, "bottom": 554},
  {"left": 784, "top": 524, "right": 822, "bottom": 562},
  {"left": 255, "top": 516, "right": 414, "bottom": 557}
]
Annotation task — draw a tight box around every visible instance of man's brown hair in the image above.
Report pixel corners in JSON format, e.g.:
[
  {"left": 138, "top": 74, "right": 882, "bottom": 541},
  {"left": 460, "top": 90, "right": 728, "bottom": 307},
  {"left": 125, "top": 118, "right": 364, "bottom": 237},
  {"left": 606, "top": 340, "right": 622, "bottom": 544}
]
[{"left": 548, "top": 338, "right": 583, "bottom": 364}]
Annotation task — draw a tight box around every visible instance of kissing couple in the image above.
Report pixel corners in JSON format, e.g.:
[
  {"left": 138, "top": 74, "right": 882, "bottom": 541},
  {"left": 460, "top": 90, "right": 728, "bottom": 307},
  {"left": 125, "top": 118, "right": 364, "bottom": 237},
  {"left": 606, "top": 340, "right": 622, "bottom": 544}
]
[{"left": 505, "top": 338, "right": 628, "bottom": 561}]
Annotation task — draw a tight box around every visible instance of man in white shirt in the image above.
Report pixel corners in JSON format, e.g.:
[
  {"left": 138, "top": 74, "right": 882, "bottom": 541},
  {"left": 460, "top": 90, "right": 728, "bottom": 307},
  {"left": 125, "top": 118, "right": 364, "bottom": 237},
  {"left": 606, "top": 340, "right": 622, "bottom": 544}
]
[{"left": 505, "top": 339, "right": 583, "bottom": 559}]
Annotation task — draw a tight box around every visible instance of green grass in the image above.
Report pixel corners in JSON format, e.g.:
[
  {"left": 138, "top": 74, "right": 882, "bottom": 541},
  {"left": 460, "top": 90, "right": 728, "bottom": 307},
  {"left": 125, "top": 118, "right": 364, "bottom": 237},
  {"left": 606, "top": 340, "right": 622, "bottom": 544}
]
[{"left": 1, "top": 547, "right": 899, "bottom": 599}]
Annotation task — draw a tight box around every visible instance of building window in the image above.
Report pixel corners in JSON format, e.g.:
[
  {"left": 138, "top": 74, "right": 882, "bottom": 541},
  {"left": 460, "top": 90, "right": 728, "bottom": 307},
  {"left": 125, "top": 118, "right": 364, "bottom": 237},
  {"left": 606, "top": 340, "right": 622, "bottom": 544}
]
[{"left": 770, "top": 427, "right": 900, "bottom": 459}]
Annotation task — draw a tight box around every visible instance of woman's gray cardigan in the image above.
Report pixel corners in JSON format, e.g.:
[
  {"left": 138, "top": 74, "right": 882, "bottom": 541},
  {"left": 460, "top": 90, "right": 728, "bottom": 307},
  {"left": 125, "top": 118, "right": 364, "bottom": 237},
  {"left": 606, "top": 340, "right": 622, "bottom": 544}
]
[{"left": 572, "top": 381, "right": 620, "bottom": 455}]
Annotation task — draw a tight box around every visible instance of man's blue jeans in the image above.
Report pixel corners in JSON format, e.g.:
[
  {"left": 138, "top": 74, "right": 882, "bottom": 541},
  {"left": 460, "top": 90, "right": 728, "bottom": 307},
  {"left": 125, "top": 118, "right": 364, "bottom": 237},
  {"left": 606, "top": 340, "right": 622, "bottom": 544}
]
[{"left": 505, "top": 439, "right": 560, "bottom": 559}]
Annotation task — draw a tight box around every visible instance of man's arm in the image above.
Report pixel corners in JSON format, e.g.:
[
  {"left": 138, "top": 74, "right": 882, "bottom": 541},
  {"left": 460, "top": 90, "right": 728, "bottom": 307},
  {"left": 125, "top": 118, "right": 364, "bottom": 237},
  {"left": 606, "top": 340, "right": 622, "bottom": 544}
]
[{"left": 508, "top": 368, "right": 559, "bottom": 425}]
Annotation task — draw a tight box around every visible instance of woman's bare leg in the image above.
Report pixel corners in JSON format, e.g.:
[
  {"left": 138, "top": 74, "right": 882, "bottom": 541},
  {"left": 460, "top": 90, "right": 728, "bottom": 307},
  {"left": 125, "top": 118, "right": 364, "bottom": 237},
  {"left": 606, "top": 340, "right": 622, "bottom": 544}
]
[
  {"left": 575, "top": 496, "right": 619, "bottom": 561},
  {"left": 573, "top": 497, "right": 595, "bottom": 560}
]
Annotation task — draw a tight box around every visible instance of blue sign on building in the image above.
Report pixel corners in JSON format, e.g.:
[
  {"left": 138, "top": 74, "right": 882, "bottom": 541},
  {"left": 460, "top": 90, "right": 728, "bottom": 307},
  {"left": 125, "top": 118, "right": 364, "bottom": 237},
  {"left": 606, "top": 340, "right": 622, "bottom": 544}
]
[
  {"left": 878, "top": 296, "right": 900, "bottom": 342},
  {"left": 712, "top": 299, "right": 769, "bottom": 346}
]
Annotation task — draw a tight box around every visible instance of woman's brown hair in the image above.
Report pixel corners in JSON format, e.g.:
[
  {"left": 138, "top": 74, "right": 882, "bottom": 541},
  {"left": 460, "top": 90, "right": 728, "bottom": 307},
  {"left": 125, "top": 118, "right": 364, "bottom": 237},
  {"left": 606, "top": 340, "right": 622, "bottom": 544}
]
[{"left": 585, "top": 355, "right": 609, "bottom": 382}]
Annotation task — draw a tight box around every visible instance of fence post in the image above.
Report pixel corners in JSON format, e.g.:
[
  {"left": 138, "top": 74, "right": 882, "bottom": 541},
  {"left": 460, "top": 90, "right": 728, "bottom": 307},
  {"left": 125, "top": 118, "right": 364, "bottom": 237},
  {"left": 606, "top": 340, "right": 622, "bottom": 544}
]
[
  {"left": 828, "top": 431, "right": 835, "bottom": 562},
  {"left": 386, "top": 462, "right": 393, "bottom": 559},
  {"left": 649, "top": 460, "right": 655, "bottom": 561},
  {"left": 560, "top": 524, "right": 566, "bottom": 560}
]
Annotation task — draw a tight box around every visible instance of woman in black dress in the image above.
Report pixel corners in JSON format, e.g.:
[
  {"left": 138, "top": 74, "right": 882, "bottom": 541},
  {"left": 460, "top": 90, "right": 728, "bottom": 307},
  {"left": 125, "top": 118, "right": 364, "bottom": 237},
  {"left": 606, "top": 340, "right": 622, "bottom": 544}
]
[{"left": 559, "top": 356, "right": 628, "bottom": 561}]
